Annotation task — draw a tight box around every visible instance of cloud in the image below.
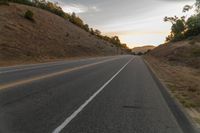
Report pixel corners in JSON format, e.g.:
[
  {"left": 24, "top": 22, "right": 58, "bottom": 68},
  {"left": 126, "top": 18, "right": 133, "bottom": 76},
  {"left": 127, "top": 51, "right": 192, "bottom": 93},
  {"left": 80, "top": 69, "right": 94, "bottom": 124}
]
[
  {"left": 104, "top": 30, "right": 168, "bottom": 36},
  {"left": 61, "top": 3, "right": 100, "bottom": 14},
  {"left": 52, "top": 0, "right": 194, "bottom": 47},
  {"left": 159, "top": 0, "right": 195, "bottom": 2},
  {"left": 62, "top": 4, "right": 87, "bottom": 13},
  {"left": 90, "top": 6, "right": 100, "bottom": 12}
]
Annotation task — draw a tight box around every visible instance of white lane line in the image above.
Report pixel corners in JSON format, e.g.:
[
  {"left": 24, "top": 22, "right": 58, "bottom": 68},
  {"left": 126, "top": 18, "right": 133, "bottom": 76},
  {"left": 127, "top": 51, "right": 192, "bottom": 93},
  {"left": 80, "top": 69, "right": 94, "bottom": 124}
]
[{"left": 52, "top": 57, "right": 133, "bottom": 133}]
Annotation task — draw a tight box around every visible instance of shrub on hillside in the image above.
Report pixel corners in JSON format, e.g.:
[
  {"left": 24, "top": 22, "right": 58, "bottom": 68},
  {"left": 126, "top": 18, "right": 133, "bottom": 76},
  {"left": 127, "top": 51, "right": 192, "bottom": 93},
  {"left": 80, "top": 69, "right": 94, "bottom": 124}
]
[
  {"left": 34, "top": 1, "right": 68, "bottom": 18},
  {"left": 69, "top": 12, "right": 85, "bottom": 28},
  {"left": 24, "top": 10, "right": 34, "bottom": 21},
  {"left": 9, "top": 0, "right": 33, "bottom": 6}
]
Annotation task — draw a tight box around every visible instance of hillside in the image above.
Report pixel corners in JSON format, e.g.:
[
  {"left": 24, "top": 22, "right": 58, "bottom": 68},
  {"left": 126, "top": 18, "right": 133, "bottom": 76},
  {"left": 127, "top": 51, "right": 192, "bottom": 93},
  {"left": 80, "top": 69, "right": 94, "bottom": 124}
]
[
  {"left": 132, "top": 45, "right": 155, "bottom": 54},
  {"left": 0, "top": 3, "right": 124, "bottom": 66},
  {"left": 145, "top": 36, "right": 200, "bottom": 125},
  {"left": 149, "top": 35, "right": 200, "bottom": 68}
]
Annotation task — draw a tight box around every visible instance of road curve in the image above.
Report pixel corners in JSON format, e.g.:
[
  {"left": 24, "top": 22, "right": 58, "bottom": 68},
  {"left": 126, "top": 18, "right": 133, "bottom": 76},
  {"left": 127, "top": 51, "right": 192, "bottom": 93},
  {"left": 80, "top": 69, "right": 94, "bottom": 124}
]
[{"left": 0, "top": 55, "right": 197, "bottom": 133}]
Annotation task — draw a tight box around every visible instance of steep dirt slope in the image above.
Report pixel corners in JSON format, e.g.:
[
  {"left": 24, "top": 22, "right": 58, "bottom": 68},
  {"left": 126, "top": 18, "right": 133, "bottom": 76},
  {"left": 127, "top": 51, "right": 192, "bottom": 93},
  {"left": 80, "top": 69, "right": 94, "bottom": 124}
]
[{"left": 0, "top": 3, "right": 121, "bottom": 66}]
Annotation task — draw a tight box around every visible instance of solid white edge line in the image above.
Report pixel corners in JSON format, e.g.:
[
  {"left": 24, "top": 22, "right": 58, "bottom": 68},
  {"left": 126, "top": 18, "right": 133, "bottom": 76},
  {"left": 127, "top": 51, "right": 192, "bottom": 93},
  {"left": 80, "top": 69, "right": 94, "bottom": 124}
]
[{"left": 52, "top": 57, "right": 133, "bottom": 133}]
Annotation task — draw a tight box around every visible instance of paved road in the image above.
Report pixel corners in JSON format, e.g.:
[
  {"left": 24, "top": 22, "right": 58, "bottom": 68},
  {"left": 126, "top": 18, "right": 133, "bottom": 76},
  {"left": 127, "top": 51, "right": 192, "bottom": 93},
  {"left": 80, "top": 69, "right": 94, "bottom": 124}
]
[
  {"left": 0, "top": 56, "right": 117, "bottom": 85},
  {"left": 0, "top": 55, "right": 197, "bottom": 133}
]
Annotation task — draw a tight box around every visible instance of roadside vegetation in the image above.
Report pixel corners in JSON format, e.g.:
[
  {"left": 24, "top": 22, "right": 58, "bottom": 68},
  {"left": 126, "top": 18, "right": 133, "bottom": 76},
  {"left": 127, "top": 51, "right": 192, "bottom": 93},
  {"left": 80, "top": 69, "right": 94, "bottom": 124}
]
[
  {"left": 145, "top": 55, "right": 200, "bottom": 124},
  {"left": 24, "top": 10, "right": 34, "bottom": 21},
  {"left": 164, "top": 0, "right": 200, "bottom": 42},
  {"left": 145, "top": 0, "right": 200, "bottom": 125},
  {"left": 0, "top": 0, "right": 130, "bottom": 52}
]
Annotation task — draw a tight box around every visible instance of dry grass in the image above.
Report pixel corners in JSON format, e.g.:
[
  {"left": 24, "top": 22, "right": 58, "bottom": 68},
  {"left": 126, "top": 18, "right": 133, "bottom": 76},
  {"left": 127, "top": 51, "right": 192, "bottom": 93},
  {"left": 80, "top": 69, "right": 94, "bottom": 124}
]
[
  {"left": 145, "top": 55, "right": 200, "bottom": 125},
  {"left": 0, "top": 3, "right": 122, "bottom": 66},
  {"left": 150, "top": 37, "right": 200, "bottom": 69}
]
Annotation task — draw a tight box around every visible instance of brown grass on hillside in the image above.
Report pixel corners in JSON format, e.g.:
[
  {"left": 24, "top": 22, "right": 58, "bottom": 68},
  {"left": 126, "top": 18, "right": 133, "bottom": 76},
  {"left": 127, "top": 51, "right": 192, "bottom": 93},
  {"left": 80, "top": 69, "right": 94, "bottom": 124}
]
[
  {"left": 0, "top": 3, "right": 122, "bottom": 66},
  {"left": 150, "top": 36, "right": 200, "bottom": 69}
]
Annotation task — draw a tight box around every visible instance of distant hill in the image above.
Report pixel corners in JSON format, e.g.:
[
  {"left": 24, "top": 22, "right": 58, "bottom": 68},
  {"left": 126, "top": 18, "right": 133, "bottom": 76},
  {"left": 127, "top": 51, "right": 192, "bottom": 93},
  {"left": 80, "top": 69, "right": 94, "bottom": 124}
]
[
  {"left": 149, "top": 35, "right": 200, "bottom": 68},
  {"left": 132, "top": 45, "right": 155, "bottom": 54},
  {"left": 0, "top": 3, "right": 126, "bottom": 66}
]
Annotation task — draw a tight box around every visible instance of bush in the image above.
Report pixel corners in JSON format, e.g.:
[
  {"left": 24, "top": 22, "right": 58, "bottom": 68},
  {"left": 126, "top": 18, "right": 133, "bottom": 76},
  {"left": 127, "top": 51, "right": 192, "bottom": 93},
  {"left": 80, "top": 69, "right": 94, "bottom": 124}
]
[
  {"left": 24, "top": 10, "right": 34, "bottom": 21},
  {"left": 9, "top": 0, "right": 33, "bottom": 6},
  {"left": 69, "top": 12, "right": 84, "bottom": 28},
  {"left": 35, "top": 1, "right": 67, "bottom": 18}
]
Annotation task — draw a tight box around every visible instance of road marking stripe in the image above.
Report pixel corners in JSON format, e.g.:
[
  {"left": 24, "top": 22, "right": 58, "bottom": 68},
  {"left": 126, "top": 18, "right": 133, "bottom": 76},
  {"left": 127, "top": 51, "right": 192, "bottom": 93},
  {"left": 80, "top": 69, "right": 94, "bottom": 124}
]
[
  {"left": 0, "top": 62, "right": 68, "bottom": 74},
  {"left": 52, "top": 57, "right": 133, "bottom": 133},
  {"left": 0, "top": 57, "right": 106, "bottom": 74},
  {"left": 0, "top": 57, "right": 122, "bottom": 90}
]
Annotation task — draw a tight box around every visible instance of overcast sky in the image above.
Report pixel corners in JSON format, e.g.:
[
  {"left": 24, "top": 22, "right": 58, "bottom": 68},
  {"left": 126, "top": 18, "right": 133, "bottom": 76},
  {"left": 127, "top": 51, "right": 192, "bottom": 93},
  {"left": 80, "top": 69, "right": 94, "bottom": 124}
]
[{"left": 54, "top": 0, "right": 195, "bottom": 48}]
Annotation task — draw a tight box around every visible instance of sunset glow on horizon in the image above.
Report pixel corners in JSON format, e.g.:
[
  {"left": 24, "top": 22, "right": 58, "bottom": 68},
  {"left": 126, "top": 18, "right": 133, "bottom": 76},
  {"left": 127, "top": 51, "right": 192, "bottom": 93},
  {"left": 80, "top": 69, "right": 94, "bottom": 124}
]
[{"left": 54, "top": 0, "right": 195, "bottom": 48}]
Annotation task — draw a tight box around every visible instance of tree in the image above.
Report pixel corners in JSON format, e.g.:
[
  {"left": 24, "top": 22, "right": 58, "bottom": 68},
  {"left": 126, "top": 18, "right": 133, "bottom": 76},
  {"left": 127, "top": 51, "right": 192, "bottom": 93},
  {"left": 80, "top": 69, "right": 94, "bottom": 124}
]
[
  {"left": 110, "top": 36, "right": 121, "bottom": 48},
  {"left": 164, "top": 16, "right": 179, "bottom": 24},
  {"left": 164, "top": 16, "right": 186, "bottom": 42},
  {"left": 94, "top": 29, "right": 101, "bottom": 36},
  {"left": 164, "top": 0, "right": 200, "bottom": 42},
  {"left": 195, "top": 0, "right": 200, "bottom": 13},
  {"left": 183, "top": 5, "right": 193, "bottom": 13},
  {"left": 90, "top": 28, "right": 94, "bottom": 35},
  {"left": 185, "top": 14, "right": 200, "bottom": 36},
  {"left": 121, "top": 43, "right": 128, "bottom": 49},
  {"left": 84, "top": 24, "right": 89, "bottom": 32},
  {"left": 182, "top": 0, "right": 200, "bottom": 13},
  {"left": 171, "top": 19, "right": 185, "bottom": 35},
  {"left": 69, "top": 12, "right": 84, "bottom": 28}
]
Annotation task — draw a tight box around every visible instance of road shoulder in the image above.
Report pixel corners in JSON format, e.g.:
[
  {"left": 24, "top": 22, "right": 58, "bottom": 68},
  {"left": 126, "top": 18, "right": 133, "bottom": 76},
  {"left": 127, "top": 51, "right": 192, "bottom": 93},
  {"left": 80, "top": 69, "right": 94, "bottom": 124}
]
[{"left": 143, "top": 56, "right": 200, "bottom": 133}]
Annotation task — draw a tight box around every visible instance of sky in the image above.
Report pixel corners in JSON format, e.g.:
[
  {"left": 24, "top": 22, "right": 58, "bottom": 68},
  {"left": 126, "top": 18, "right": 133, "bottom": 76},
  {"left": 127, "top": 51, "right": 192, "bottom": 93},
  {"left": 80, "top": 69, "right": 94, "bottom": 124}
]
[{"left": 53, "top": 0, "right": 195, "bottom": 48}]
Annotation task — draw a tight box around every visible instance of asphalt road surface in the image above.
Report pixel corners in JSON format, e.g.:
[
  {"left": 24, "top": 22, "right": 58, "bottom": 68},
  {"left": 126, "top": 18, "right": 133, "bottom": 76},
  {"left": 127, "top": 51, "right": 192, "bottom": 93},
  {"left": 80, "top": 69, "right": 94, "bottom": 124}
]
[{"left": 0, "top": 55, "right": 198, "bottom": 133}]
